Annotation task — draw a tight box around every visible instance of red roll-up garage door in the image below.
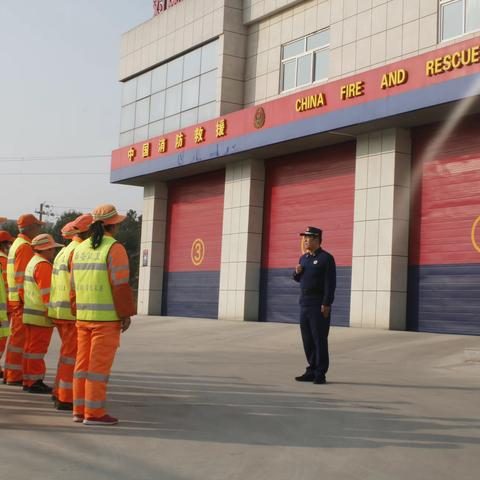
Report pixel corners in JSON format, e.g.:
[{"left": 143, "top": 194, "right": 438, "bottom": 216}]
[
  {"left": 163, "top": 170, "right": 225, "bottom": 318},
  {"left": 261, "top": 142, "right": 355, "bottom": 325},
  {"left": 408, "top": 114, "right": 480, "bottom": 335}
]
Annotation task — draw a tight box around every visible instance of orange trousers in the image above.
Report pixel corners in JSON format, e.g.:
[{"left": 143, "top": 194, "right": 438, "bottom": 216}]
[
  {"left": 73, "top": 321, "right": 121, "bottom": 419},
  {"left": 0, "top": 336, "right": 7, "bottom": 376},
  {"left": 23, "top": 324, "right": 54, "bottom": 387},
  {"left": 53, "top": 320, "right": 77, "bottom": 403},
  {"left": 4, "top": 305, "right": 26, "bottom": 383}
]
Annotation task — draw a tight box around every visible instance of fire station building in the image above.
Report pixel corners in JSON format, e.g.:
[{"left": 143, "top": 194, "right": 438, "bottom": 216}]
[{"left": 111, "top": 0, "right": 480, "bottom": 335}]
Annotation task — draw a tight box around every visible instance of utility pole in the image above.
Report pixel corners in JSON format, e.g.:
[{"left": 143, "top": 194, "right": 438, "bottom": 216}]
[{"left": 35, "top": 202, "right": 52, "bottom": 221}]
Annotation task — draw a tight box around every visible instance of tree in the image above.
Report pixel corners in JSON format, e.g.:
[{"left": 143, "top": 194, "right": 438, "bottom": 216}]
[
  {"left": 46, "top": 210, "right": 83, "bottom": 244},
  {"left": 1, "top": 220, "right": 18, "bottom": 237}
]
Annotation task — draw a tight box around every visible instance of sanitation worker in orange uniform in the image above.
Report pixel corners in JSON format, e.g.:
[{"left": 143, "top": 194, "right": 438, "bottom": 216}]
[
  {"left": 49, "top": 215, "right": 92, "bottom": 410},
  {"left": 4, "top": 214, "right": 44, "bottom": 385},
  {"left": 22, "top": 234, "right": 63, "bottom": 393},
  {"left": 0, "top": 227, "right": 14, "bottom": 378},
  {"left": 71, "top": 204, "right": 135, "bottom": 425}
]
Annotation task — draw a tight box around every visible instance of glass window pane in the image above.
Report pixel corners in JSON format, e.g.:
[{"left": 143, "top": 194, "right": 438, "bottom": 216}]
[
  {"left": 164, "top": 114, "right": 180, "bottom": 133},
  {"left": 165, "top": 84, "right": 182, "bottom": 117},
  {"left": 152, "top": 64, "right": 167, "bottom": 93},
  {"left": 297, "top": 53, "right": 312, "bottom": 86},
  {"left": 136, "top": 71, "right": 151, "bottom": 99},
  {"left": 149, "top": 120, "right": 164, "bottom": 138},
  {"left": 314, "top": 49, "right": 329, "bottom": 82},
  {"left": 167, "top": 57, "right": 184, "bottom": 87},
  {"left": 282, "top": 60, "right": 296, "bottom": 91},
  {"left": 120, "top": 103, "right": 135, "bottom": 132},
  {"left": 199, "top": 70, "right": 217, "bottom": 104},
  {"left": 119, "top": 130, "right": 134, "bottom": 148},
  {"left": 182, "top": 77, "right": 200, "bottom": 111},
  {"left": 133, "top": 126, "right": 149, "bottom": 143},
  {"left": 135, "top": 97, "right": 150, "bottom": 128},
  {"left": 467, "top": 0, "right": 480, "bottom": 31},
  {"left": 282, "top": 38, "right": 304, "bottom": 59},
  {"left": 198, "top": 102, "right": 217, "bottom": 122},
  {"left": 307, "top": 30, "right": 330, "bottom": 51},
  {"left": 180, "top": 108, "right": 198, "bottom": 128},
  {"left": 122, "top": 79, "right": 137, "bottom": 106},
  {"left": 201, "top": 40, "right": 219, "bottom": 73},
  {"left": 150, "top": 91, "right": 165, "bottom": 123},
  {"left": 441, "top": 1, "right": 464, "bottom": 40},
  {"left": 183, "top": 48, "right": 202, "bottom": 80}
]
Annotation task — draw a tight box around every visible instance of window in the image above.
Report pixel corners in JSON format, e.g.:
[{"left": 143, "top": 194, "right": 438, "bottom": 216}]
[
  {"left": 118, "top": 39, "right": 219, "bottom": 145},
  {"left": 440, "top": 0, "right": 480, "bottom": 41},
  {"left": 281, "top": 29, "right": 329, "bottom": 92}
]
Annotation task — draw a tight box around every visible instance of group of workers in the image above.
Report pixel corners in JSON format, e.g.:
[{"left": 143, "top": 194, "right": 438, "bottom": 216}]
[{"left": 0, "top": 204, "right": 136, "bottom": 426}]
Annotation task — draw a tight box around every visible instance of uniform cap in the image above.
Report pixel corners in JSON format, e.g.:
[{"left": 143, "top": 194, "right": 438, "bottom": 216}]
[
  {"left": 17, "top": 214, "right": 45, "bottom": 229},
  {"left": 299, "top": 226, "right": 322, "bottom": 237},
  {"left": 61, "top": 221, "right": 77, "bottom": 238},
  {"left": 31, "top": 233, "right": 63, "bottom": 251},
  {"left": 91, "top": 204, "right": 126, "bottom": 226},
  {"left": 0, "top": 230, "right": 14, "bottom": 243},
  {"left": 70, "top": 213, "right": 93, "bottom": 233}
]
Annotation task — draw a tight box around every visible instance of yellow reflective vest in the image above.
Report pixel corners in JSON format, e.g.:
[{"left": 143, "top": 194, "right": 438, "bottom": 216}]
[
  {"left": 48, "top": 239, "right": 81, "bottom": 321},
  {"left": 72, "top": 236, "right": 120, "bottom": 322},
  {"left": 0, "top": 263, "right": 9, "bottom": 338},
  {"left": 7, "top": 236, "right": 30, "bottom": 302},
  {"left": 23, "top": 255, "right": 53, "bottom": 327}
]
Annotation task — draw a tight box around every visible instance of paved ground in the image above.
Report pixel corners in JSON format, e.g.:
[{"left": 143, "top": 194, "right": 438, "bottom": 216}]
[{"left": 1, "top": 316, "right": 479, "bottom": 480}]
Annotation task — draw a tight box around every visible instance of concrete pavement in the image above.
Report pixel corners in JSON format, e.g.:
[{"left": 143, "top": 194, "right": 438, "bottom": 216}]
[{"left": 1, "top": 316, "right": 479, "bottom": 480}]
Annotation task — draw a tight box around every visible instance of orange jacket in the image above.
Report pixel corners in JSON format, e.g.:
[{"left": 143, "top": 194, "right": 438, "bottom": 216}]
[
  {"left": 70, "top": 233, "right": 136, "bottom": 318},
  {"left": 13, "top": 233, "right": 35, "bottom": 305},
  {"left": 0, "top": 253, "right": 7, "bottom": 287},
  {"left": 33, "top": 253, "right": 53, "bottom": 309}
]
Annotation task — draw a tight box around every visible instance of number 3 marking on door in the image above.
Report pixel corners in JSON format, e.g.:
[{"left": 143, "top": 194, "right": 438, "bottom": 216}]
[{"left": 191, "top": 238, "right": 205, "bottom": 266}]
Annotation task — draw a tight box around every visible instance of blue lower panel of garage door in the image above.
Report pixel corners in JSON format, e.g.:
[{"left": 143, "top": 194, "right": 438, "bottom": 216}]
[
  {"left": 259, "top": 267, "right": 351, "bottom": 325},
  {"left": 162, "top": 271, "right": 220, "bottom": 319},
  {"left": 407, "top": 264, "right": 480, "bottom": 335}
]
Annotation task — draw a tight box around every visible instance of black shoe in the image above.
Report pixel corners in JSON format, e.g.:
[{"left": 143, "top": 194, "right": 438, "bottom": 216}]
[
  {"left": 51, "top": 394, "right": 57, "bottom": 402},
  {"left": 0, "top": 370, "right": 3, "bottom": 379},
  {"left": 27, "top": 380, "right": 53, "bottom": 394},
  {"left": 295, "top": 372, "right": 315, "bottom": 382},
  {"left": 22, "top": 385, "right": 29, "bottom": 391},
  {"left": 313, "top": 376, "right": 327, "bottom": 385},
  {"left": 55, "top": 400, "right": 73, "bottom": 411}
]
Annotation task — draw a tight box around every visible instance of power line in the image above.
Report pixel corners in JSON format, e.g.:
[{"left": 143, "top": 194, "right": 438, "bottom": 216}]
[
  {"left": 0, "top": 154, "right": 111, "bottom": 162},
  {"left": 1, "top": 172, "right": 110, "bottom": 176}
]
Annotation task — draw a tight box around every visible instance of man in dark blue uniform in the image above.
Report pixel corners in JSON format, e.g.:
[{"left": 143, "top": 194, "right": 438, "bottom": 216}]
[{"left": 293, "top": 226, "right": 336, "bottom": 384}]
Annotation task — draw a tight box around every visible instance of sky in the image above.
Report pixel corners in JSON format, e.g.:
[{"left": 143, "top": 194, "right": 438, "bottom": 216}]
[{"left": 0, "top": 0, "right": 153, "bottom": 220}]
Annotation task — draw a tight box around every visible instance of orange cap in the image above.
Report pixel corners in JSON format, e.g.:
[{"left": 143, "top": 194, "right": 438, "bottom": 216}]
[
  {"left": 17, "top": 214, "right": 45, "bottom": 229},
  {"left": 31, "top": 234, "right": 63, "bottom": 251},
  {"left": 91, "top": 204, "right": 126, "bottom": 225},
  {"left": 61, "top": 221, "right": 77, "bottom": 238},
  {"left": 70, "top": 213, "right": 93, "bottom": 233},
  {"left": 0, "top": 230, "right": 14, "bottom": 242}
]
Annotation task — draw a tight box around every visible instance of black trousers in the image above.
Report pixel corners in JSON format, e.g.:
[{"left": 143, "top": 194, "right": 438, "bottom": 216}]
[{"left": 299, "top": 305, "right": 330, "bottom": 378}]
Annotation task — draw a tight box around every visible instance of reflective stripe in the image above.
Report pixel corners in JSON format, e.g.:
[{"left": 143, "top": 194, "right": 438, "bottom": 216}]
[
  {"left": 7, "top": 345, "right": 23, "bottom": 353},
  {"left": 74, "top": 371, "right": 88, "bottom": 379},
  {"left": 39, "top": 288, "right": 50, "bottom": 295},
  {"left": 85, "top": 399, "right": 106, "bottom": 409},
  {"left": 15, "top": 272, "right": 25, "bottom": 278},
  {"left": 60, "top": 355, "right": 75, "bottom": 365},
  {"left": 73, "top": 399, "right": 85, "bottom": 406},
  {"left": 49, "top": 301, "right": 71, "bottom": 309},
  {"left": 7, "top": 258, "right": 14, "bottom": 264},
  {"left": 0, "top": 304, "right": 7, "bottom": 312},
  {"left": 24, "top": 275, "right": 35, "bottom": 282},
  {"left": 110, "top": 265, "right": 129, "bottom": 274},
  {"left": 23, "top": 373, "right": 44, "bottom": 380},
  {"left": 76, "top": 304, "right": 116, "bottom": 312},
  {"left": 23, "top": 308, "right": 45, "bottom": 317},
  {"left": 87, "top": 372, "right": 110, "bottom": 382},
  {"left": 58, "top": 380, "right": 73, "bottom": 389},
  {"left": 23, "top": 352, "right": 45, "bottom": 360},
  {"left": 73, "top": 264, "right": 108, "bottom": 271},
  {"left": 111, "top": 277, "right": 129, "bottom": 286},
  {"left": 9, "top": 287, "right": 18, "bottom": 293},
  {"left": 4, "top": 363, "right": 22, "bottom": 370}
]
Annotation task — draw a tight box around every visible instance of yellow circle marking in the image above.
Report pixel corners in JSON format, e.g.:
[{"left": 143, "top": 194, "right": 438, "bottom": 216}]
[
  {"left": 191, "top": 238, "right": 205, "bottom": 266},
  {"left": 471, "top": 215, "right": 480, "bottom": 253}
]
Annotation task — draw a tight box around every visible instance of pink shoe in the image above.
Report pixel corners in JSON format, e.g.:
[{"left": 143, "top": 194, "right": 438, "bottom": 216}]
[
  {"left": 72, "top": 414, "right": 84, "bottom": 423},
  {"left": 83, "top": 414, "right": 118, "bottom": 426}
]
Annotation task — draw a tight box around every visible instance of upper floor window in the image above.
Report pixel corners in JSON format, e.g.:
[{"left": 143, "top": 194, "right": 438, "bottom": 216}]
[
  {"left": 281, "top": 29, "right": 329, "bottom": 93},
  {"left": 440, "top": 0, "right": 480, "bottom": 41}
]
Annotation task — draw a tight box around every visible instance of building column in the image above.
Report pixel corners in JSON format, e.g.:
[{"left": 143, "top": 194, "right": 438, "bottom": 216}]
[
  {"left": 218, "top": 159, "right": 265, "bottom": 321},
  {"left": 137, "top": 182, "right": 168, "bottom": 315},
  {"left": 350, "top": 129, "right": 411, "bottom": 330}
]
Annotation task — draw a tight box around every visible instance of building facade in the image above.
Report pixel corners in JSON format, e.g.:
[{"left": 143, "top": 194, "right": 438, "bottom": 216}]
[{"left": 111, "top": 0, "right": 480, "bottom": 335}]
